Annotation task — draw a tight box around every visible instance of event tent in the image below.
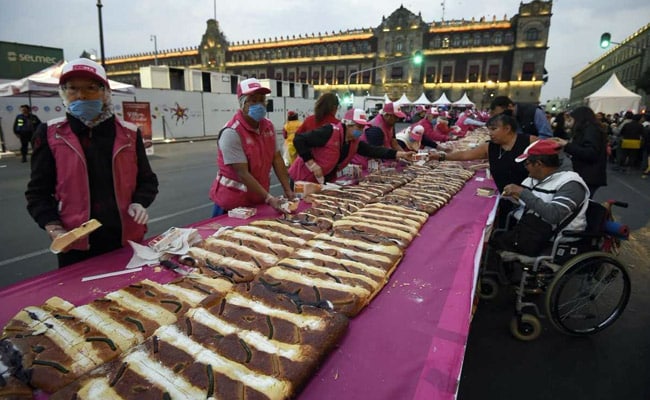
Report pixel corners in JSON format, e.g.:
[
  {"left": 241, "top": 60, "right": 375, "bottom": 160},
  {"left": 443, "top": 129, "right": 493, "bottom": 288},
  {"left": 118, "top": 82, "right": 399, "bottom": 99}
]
[
  {"left": 383, "top": 94, "right": 392, "bottom": 104},
  {"left": 585, "top": 73, "right": 641, "bottom": 114},
  {"left": 0, "top": 61, "right": 135, "bottom": 101},
  {"left": 395, "top": 93, "right": 412, "bottom": 106},
  {"left": 412, "top": 93, "right": 433, "bottom": 105},
  {"left": 452, "top": 92, "right": 475, "bottom": 107},
  {"left": 432, "top": 92, "right": 452, "bottom": 106}
]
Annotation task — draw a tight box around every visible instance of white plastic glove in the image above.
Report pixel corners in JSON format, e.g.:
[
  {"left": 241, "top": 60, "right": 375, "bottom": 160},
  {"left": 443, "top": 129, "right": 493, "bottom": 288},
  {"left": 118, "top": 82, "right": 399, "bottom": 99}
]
[
  {"left": 128, "top": 203, "right": 149, "bottom": 224},
  {"left": 306, "top": 160, "right": 325, "bottom": 184}
]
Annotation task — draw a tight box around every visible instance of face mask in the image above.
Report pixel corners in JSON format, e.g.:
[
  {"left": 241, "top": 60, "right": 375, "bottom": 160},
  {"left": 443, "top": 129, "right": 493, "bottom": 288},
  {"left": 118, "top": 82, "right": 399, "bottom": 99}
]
[
  {"left": 247, "top": 104, "right": 266, "bottom": 122},
  {"left": 352, "top": 129, "right": 363, "bottom": 139},
  {"left": 68, "top": 100, "right": 103, "bottom": 121}
]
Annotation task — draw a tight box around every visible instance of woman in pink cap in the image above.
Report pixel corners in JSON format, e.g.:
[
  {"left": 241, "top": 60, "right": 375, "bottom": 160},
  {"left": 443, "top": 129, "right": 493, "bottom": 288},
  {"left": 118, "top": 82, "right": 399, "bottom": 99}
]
[{"left": 289, "top": 108, "right": 413, "bottom": 184}]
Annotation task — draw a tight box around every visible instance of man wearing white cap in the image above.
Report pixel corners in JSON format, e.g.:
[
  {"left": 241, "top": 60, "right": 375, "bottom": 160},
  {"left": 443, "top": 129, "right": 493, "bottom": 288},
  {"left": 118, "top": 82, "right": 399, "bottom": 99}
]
[
  {"left": 26, "top": 58, "right": 159, "bottom": 267},
  {"left": 350, "top": 102, "right": 405, "bottom": 168},
  {"left": 209, "top": 78, "right": 294, "bottom": 216},
  {"left": 289, "top": 108, "right": 413, "bottom": 183}
]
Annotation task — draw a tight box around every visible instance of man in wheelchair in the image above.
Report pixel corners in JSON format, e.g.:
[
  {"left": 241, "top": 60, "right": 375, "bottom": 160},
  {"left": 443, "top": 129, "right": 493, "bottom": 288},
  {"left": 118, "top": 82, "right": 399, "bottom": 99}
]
[{"left": 490, "top": 139, "right": 589, "bottom": 258}]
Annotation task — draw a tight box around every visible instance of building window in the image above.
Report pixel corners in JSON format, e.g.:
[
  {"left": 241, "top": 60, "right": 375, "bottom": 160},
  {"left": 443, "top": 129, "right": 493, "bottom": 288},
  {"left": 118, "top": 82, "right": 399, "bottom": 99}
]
[
  {"left": 337, "top": 70, "right": 345, "bottom": 84},
  {"left": 312, "top": 71, "right": 320, "bottom": 84},
  {"left": 391, "top": 66, "right": 403, "bottom": 79},
  {"left": 433, "top": 36, "right": 441, "bottom": 48},
  {"left": 385, "top": 40, "right": 391, "bottom": 53},
  {"left": 494, "top": 32, "right": 503, "bottom": 45},
  {"left": 442, "top": 66, "right": 453, "bottom": 82},
  {"left": 362, "top": 70, "right": 371, "bottom": 84},
  {"left": 526, "top": 28, "right": 539, "bottom": 41},
  {"left": 451, "top": 35, "right": 461, "bottom": 47},
  {"left": 260, "top": 73, "right": 266, "bottom": 79},
  {"left": 275, "top": 72, "right": 282, "bottom": 80},
  {"left": 473, "top": 33, "right": 481, "bottom": 46},
  {"left": 288, "top": 71, "right": 295, "bottom": 81},
  {"left": 482, "top": 33, "right": 491, "bottom": 45},
  {"left": 488, "top": 64, "right": 500, "bottom": 81},
  {"left": 462, "top": 34, "right": 471, "bottom": 47},
  {"left": 468, "top": 65, "right": 479, "bottom": 82},
  {"left": 395, "top": 39, "right": 404, "bottom": 52},
  {"left": 504, "top": 32, "right": 514, "bottom": 44},
  {"left": 325, "top": 70, "right": 333, "bottom": 84},
  {"left": 349, "top": 69, "right": 357, "bottom": 84},
  {"left": 425, "top": 66, "right": 436, "bottom": 82},
  {"left": 299, "top": 71, "right": 307, "bottom": 83},
  {"left": 522, "top": 62, "right": 535, "bottom": 80},
  {"left": 319, "top": 46, "right": 326, "bottom": 56},
  {"left": 442, "top": 36, "right": 450, "bottom": 48}
]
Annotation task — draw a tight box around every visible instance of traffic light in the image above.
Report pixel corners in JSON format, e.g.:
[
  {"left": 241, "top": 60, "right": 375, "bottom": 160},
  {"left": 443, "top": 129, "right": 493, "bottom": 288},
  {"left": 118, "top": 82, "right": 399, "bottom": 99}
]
[
  {"left": 600, "top": 32, "right": 611, "bottom": 49},
  {"left": 412, "top": 51, "right": 423, "bottom": 65}
]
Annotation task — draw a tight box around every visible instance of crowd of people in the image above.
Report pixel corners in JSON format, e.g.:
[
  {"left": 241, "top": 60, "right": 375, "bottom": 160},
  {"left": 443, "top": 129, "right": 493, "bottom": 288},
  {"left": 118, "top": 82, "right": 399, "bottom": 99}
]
[{"left": 14, "top": 59, "right": 650, "bottom": 269}]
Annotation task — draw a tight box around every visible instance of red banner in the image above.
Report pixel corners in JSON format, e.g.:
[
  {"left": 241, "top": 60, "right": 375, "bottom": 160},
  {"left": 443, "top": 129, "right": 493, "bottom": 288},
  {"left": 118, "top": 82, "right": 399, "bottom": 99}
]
[{"left": 122, "top": 101, "right": 153, "bottom": 154}]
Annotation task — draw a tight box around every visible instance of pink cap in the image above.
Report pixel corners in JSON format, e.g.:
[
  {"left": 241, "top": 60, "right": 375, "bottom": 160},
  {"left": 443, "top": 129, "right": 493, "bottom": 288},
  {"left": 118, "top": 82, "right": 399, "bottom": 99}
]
[
  {"left": 237, "top": 78, "right": 271, "bottom": 98},
  {"left": 342, "top": 108, "right": 371, "bottom": 125},
  {"left": 427, "top": 107, "right": 439, "bottom": 116},
  {"left": 409, "top": 125, "right": 424, "bottom": 141},
  {"left": 60, "top": 58, "right": 109, "bottom": 88},
  {"left": 382, "top": 103, "right": 406, "bottom": 119},
  {"left": 415, "top": 105, "right": 426, "bottom": 112}
]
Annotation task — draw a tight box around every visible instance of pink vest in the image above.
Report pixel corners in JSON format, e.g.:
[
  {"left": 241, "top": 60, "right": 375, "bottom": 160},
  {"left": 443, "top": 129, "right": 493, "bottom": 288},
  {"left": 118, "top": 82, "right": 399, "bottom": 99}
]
[
  {"left": 46, "top": 117, "right": 144, "bottom": 250},
  {"left": 350, "top": 114, "right": 393, "bottom": 168},
  {"left": 209, "top": 110, "right": 276, "bottom": 210},
  {"left": 288, "top": 123, "right": 359, "bottom": 183}
]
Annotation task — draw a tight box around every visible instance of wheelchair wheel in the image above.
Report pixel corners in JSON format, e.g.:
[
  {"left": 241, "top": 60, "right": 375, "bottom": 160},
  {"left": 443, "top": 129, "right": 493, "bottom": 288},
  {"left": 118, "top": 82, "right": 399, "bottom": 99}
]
[
  {"left": 545, "top": 252, "right": 630, "bottom": 336},
  {"left": 479, "top": 276, "right": 499, "bottom": 300},
  {"left": 509, "top": 313, "right": 542, "bottom": 341}
]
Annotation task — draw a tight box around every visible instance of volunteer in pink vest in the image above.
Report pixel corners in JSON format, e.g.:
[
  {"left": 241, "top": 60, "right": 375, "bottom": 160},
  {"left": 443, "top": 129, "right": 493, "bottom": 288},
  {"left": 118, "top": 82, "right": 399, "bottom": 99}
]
[
  {"left": 26, "top": 58, "right": 159, "bottom": 268},
  {"left": 350, "top": 102, "right": 405, "bottom": 168},
  {"left": 289, "top": 108, "right": 414, "bottom": 183},
  {"left": 209, "top": 78, "right": 294, "bottom": 216}
]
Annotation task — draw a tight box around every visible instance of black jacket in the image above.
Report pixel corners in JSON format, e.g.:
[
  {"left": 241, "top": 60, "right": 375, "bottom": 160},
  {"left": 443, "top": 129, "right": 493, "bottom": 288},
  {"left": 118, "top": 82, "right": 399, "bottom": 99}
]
[{"left": 564, "top": 123, "right": 608, "bottom": 187}]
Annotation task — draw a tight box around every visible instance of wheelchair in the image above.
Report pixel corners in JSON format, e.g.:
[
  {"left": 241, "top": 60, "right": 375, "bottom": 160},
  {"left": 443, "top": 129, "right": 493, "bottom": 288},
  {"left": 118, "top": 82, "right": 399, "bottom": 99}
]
[{"left": 479, "top": 200, "right": 631, "bottom": 341}]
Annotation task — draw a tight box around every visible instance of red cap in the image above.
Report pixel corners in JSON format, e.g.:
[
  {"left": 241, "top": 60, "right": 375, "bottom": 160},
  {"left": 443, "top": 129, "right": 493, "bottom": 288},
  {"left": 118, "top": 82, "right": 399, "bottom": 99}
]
[
  {"left": 382, "top": 102, "right": 406, "bottom": 119},
  {"left": 515, "top": 139, "right": 561, "bottom": 162},
  {"left": 342, "top": 108, "right": 371, "bottom": 125},
  {"left": 287, "top": 110, "right": 297, "bottom": 117},
  {"left": 237, "top": 78, "right": 271, "bottom": 98},
  {"left": 59, "top": 58, "right": 109, "bottom": 88}
]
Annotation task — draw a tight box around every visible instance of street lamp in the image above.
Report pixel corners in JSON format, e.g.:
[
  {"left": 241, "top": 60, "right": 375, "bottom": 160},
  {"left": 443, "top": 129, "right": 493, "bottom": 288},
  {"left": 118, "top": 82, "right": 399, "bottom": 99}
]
[
  {"left": 96, "top": 0, "right": 106, "bottom": 69},
  {"left": 150, "top": 35, "right": 158, "bottom": 66}
]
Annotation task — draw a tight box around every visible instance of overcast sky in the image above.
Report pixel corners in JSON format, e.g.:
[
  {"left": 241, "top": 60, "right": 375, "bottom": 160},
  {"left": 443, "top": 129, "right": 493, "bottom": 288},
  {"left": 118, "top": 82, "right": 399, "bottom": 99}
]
[{"left": 1, "top": 0, "right": 648, "bottom": 102}]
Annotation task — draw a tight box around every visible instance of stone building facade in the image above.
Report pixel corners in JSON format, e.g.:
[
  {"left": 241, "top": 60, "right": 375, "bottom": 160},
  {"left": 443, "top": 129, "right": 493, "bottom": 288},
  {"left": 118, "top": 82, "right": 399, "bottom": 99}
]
[
  {"left": 570, "top": 23, "right": 649, "bottom": 110},
  {"left": 104, "top": 1, "right": 552, "bottom": 108}
]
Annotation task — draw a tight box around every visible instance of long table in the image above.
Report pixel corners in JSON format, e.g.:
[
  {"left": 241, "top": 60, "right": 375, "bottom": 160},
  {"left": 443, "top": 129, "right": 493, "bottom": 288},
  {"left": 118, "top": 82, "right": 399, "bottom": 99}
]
[{"left": 1, "top": 173, "right": 497, "bottom": 400}]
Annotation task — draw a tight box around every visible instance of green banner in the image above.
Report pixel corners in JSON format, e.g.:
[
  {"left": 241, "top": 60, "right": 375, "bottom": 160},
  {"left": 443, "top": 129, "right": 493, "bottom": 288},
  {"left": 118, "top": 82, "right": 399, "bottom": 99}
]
[{"left": 0, "top": 42, "right": 64, "bottom": 79}]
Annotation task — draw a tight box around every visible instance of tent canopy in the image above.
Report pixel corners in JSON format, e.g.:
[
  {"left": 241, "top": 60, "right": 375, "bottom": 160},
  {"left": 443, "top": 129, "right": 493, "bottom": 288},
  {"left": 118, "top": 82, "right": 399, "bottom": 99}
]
[
  {"left": 432, "top": 92, "right": 452, "bottom": 106},
  {"left": 585, "top": 73, "right": 640, "bottom": 114},
  {"left": 412, "top": 93, "right": 432, "bottom": 105},
  {"left": 0, "top": 60, "right": 135, "bottom": 98},
  {"left": 395, "top": 93, "right": 412, "bottom": 106},
  {"left": 383, "top": 93, "right": 392, "bottom": 104},
  {"left": 452, "top": 92, "right": 475, "bottom": 107}
]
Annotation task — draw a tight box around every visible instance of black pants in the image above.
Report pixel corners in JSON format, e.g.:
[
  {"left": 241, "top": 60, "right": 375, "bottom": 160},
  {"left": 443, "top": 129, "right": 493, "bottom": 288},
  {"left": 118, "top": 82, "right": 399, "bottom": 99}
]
[{"left": 17, "top": 132, "right": 32, "bottom": 161}]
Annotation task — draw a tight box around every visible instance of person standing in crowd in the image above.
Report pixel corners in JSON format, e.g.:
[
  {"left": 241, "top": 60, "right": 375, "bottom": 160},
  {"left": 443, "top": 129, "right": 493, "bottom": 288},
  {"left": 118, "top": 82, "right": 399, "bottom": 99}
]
[
  {"left": 489, "top": 96, "right": 552, "bottom": 138},
  {"left": 551, "top": 112, "right": 569, "bottom": 139},
  {"left": 429, "top": 114, "right": 537, "bottom": 227},
  {"left": 411, "top": 107, "right": 444, "bottom": 148},
  {"left": 289, "top": 108, "right": 414, "bottom": 183},
  {"left": 25, "top": 58, "right": 159, "bottom": 268},
  {"left": 209, "top": 77, "right": 294, "bottom": 216},
  {"left": 616, "top": 113, "right": 644, "bottom": 173},
  {"left": 552, "top": 106, "right": 608, "bottom": 198},
  {"left": 492, "top": 140, "right": 589, "bottom": 256},
  {"left": 350, "top": 102, "right": 406, "bottom": 168},
  {"left": 411, "top": 105, "right": 426, "bottom": 123},
  {"left": 13, "top": 104, "right": 41, "bottom": 162},
  {"left": 282, "top": 110, "right": 301, "bottom": 166},
  {"left": 296, "top": 92, "right": 340, "bottom": 134}
]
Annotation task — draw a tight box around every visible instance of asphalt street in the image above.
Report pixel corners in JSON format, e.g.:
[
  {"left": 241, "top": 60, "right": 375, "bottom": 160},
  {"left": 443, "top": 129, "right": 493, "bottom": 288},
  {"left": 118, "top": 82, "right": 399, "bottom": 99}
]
[{"left": 0, "top": 139, "right": 649, "bottom": 399}]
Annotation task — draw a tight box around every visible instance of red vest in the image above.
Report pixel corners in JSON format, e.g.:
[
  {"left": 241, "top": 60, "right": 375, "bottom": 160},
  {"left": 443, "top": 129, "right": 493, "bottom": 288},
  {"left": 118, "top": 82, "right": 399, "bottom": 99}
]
[
  {"left": 46, "top": 117, "right": 144, "bottom": 250},
  {"left": 350, "top": 114, "right": 393, "bottom": 168},
  {"left": 209, "top": 110, "right": 276, "bottom": 210},
  {"left": 288, "top": 123, "right": 359, "bottom": 183}
]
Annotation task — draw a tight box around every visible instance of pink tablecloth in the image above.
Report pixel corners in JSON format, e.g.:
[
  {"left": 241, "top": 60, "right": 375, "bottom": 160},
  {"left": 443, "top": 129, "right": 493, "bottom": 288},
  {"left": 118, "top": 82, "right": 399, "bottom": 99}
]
[{"left": 1, "top": 175, "right": 497, "bottom": 400}]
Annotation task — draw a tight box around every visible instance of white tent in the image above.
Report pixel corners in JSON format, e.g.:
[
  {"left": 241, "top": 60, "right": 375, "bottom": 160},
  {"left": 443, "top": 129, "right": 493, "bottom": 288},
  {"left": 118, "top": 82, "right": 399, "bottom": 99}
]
[
  {"left": 432, "top": 92, "right": 452, "bottom": 106},
  {"left": 383, "top": 93, "right": 392, "bottom": 104},
  {"left": 585, "top": 73, "right": 641, "bottom": 114},
  {"left": 452, "top": 92, "right": 475, "bottom": 107},
  {"left": 0, "top": 60, "right": 135, "bottom": 98},
  {"left": 395, "top": 93, "right": 412, "bottom": 106},
  {"left": 412, "top": 93, "right": 432, "bottom": 105}
]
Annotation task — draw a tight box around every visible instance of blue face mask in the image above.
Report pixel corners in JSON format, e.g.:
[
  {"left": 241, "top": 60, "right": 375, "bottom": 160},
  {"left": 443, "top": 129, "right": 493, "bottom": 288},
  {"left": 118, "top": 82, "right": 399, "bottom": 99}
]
[
  {"left": 68, "top": 99, "right": 103, "bottom": 121},
  {"left": 352, "top": 129, "right": 363, "bottom": 139},
  {"left": 247, "top": 104, "right": 266, "bottom": 122}
]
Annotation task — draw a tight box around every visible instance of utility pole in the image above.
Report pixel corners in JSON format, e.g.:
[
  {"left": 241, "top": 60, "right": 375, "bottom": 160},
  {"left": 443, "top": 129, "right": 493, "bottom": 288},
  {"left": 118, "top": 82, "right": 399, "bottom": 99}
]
[
  {"left": 150, "top": 35, "right": 158, "bottom": 66},
  {"left": 96, "top": 0, "right": 106, "bottom": 69}
]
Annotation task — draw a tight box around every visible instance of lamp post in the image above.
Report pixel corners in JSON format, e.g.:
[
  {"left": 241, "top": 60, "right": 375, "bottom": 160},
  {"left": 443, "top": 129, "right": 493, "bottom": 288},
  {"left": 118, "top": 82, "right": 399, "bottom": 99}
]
[
  {"left": 96, "top": 0, "right": 106, "bottom": 69},
  {"left": 150, "top": 35, "right": 158, "bottom": 66}
]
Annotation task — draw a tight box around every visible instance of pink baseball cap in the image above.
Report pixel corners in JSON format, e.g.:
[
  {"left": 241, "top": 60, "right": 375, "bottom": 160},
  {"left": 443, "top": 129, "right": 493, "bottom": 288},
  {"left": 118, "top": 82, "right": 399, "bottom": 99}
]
[
  {"left": 409, "top": 125, "right": 424, "bottom": 141},
  {"left": 415, "top": 105, "right": 426, "bottom": 112},
  {"left": 342, "top": 108, "right": 371, "bottom": 126},
  {"left": 237, "top": 77, "right": 271, "bottom": 98},
  {"left": 382, "top": 103, "right": 406, "bottom": 119},
  {"left": 59, "top": 58, "right": 110, "bottom": 88},
  {"left": 515, "top": 139, "right": 562, "bottom": 163}
]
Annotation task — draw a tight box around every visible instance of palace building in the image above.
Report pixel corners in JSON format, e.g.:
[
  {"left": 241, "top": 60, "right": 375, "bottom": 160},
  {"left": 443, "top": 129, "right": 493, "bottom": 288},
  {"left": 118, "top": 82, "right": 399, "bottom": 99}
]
[{"left": 104, "top": 0, "right": 552, "bottom": 108}]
